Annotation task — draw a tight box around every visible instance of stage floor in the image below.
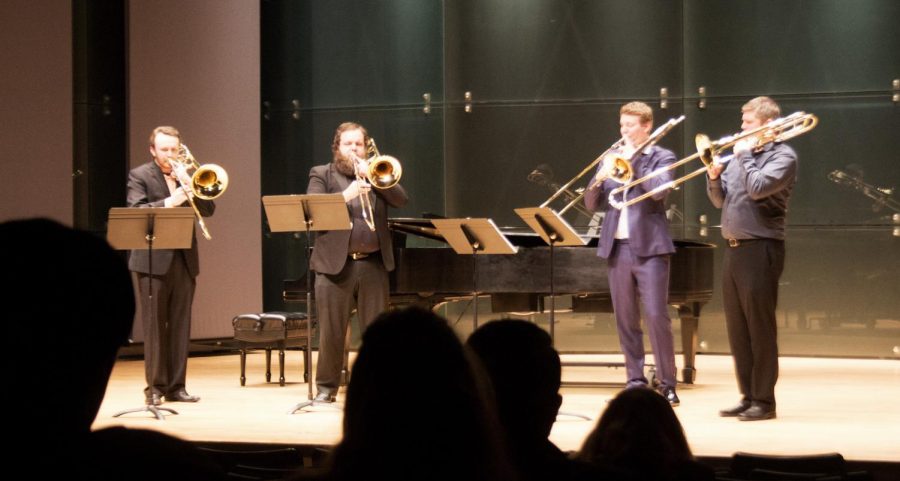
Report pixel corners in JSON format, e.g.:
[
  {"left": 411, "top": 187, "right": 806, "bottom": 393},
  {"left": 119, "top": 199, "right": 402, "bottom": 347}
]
[{"left": 94, "top": 352, "right": 900, "bottom": 463}]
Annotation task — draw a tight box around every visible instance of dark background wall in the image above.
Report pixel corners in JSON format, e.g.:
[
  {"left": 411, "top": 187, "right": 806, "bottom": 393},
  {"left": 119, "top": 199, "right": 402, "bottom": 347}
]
[
  {"left": 1, "top": 1, "right": 896, "bottom": 357},
  {"left": 261, "top": 0, "right": 900, "bottom": 359}
]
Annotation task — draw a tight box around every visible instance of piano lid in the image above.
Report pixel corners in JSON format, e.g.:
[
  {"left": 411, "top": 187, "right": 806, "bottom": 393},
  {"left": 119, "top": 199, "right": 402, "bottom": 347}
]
[{"left": 390, "top": 217, "right": 598, "bottom": 248}]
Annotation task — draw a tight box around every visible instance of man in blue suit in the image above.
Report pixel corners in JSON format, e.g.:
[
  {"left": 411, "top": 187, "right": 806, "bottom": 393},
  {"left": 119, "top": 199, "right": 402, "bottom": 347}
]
[{"left": 584, "top": 102, "right": 679, "bottom": 405}]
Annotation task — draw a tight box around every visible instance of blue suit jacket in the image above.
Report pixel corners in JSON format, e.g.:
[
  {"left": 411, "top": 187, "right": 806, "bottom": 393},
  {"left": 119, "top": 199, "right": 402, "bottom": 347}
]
[{"left": 584, "top": 145, "right": 676, "bottom": 259}]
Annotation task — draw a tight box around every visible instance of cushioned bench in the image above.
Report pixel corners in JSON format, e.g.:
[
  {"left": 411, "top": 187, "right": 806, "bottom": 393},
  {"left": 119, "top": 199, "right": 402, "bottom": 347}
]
[{"left": 232, "top": 312, "right": 313, "bottom": 386}]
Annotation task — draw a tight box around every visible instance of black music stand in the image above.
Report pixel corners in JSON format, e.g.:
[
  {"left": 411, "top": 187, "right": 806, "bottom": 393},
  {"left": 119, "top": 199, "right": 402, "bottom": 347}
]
[
  {"left": 514, "top": 207, "right": 586, "bottom": 341},
  {"left": 262, "top": 194, "right": 350, "bottom": 414},
  {"left": 431, "top": 218, "right": 518, "bottom": 330},
  {"left": 107, "top": 207, "right": 194, "bottom": 420},
  {"left": 513, "top": 207, "right": 592, "bottom": 421}
]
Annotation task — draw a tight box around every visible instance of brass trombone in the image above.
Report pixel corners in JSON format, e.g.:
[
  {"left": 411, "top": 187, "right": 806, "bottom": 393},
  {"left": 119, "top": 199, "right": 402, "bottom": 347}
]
[
  {"left": 539, "top": 137, "right": 625, "bottom": 216},
  {"left": 540, "top": 115, "right": 685, "bottom": 216},
  {"left": 607, "top": 111, "right": 818, "bottom": 210},
  {"left": 351, "top": 138, "right": 402, "bottom": 231},
  {"left": 168, "top": 144, "right": 229, "bottom": 240},
  {"left": 586, "top": 115, "right": 686, "bottom": 191}
]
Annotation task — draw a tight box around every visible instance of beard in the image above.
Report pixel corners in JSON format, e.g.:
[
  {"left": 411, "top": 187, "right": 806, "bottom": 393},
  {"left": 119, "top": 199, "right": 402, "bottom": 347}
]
[{"left": 333, "top": 151, "right": 356, "bottom": 177}]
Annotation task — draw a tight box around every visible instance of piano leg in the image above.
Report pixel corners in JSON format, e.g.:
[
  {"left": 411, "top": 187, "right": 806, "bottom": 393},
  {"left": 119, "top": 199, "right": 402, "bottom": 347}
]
[{"left": 677, "top": 303, "right": 701, "bottom": 384}]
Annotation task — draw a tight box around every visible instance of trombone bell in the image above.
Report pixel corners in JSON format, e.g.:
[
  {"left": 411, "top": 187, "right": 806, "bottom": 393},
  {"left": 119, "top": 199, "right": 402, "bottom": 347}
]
[
  {"left": 603, "top": 154, "right": 634, "bottom": 184},
  {"left": 192, "top": 163, "right": 229, "bottom": 200},
  {"left": 367, "top": 155, "right": 402, "bottom": 189},
  {"left": 695, "top": 134, "right": 715, "bottom": 166}
]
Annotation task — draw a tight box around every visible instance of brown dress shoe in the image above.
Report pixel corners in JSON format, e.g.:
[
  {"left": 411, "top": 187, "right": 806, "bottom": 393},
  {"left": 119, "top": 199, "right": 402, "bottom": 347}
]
[{"left": 145, "top": 393, "right": 163, "bottom": 406}]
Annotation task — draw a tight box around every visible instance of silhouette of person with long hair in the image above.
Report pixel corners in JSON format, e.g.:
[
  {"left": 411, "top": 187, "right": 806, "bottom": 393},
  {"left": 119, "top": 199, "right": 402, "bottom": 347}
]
[
  {"left": 307, "top": 306, "right": 514, "bottom": 481},
  {"left": 577, "top": 387, "right": 713, "bottom": 481}
]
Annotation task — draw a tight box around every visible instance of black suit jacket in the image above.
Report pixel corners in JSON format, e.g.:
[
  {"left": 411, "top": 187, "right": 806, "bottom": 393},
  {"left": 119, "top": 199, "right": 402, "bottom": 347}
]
[
  {"left": 126, "top": 161, "right": 215, "bottom": 276},
  {"left": 307, "top": 163, "right": 408, "bottom": 275}
]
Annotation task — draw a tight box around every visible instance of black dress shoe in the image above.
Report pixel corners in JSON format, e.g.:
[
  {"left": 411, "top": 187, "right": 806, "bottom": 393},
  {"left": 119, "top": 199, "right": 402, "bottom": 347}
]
[
  {"left": 314, "top": 392, "right": 335, "bottom": 403},
  {"left": 165, "top": 390, "right": 200, "bottom": 402},
  {"left": 738, "top": 404, "right": 776, "bottom": 421},
  {"left": 719, "top": 400, "right": 752, "bottom": 417},
  {"left": 145, "top": 393, "right": 163, "bottom": 406},
  {"left": 660, "top": 387, "right": 680, "bottom": 406}
]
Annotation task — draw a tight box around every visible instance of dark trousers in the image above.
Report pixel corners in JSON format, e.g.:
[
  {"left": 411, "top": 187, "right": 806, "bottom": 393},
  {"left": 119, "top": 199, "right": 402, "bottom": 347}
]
[
  {"left": 608, "top": 241, "right": 676, "bottom": 389},
  {"left": 722, "top": 239, "right": 784, "bottom": 408},
  {"left": 314, "top": 255, "right": 389, "bottom": 395},
  {"left": 137, "top": 252, "right": 195, "bottom": 397}
]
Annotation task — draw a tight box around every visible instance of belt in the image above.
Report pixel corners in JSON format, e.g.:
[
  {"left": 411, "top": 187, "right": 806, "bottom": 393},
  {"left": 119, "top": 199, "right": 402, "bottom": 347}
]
[
  {"left": 349, "top": 252, "right": 371, "bottom": 260},
  {"left": 727, "top": 238, "right": 762, "bottom": 248}
]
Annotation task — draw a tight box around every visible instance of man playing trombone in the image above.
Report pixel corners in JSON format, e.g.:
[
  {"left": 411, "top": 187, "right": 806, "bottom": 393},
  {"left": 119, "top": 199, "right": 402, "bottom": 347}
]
[
  {"left": 584, "top": 102, "right": 680, "bottom": 405},
  {"left": 707, "top": 97, "right": 797, "bottom": 421},
  {"left": 306, "top": 122, "right": 408, "bottom": 403},
  {"left": 127, "top": 126, "right": 215, "bottom": 406}
]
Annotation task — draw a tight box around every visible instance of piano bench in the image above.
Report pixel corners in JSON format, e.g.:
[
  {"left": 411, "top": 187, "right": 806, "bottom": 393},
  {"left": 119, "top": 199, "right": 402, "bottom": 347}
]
[{"left": 232, "top": 312, "right": 314, "bottom": 387}]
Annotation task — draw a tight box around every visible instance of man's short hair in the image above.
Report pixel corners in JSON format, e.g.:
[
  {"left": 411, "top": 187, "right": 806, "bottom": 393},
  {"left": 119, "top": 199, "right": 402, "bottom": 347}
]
[
  {"left": 149, "top": 126, "right": 180, "bottom": 147},
  {"left": 620, "top": 101, "right": 653, "bottom": 125},
  {"left": 742, "top": 96, "right": 781, "bottom": 122}
]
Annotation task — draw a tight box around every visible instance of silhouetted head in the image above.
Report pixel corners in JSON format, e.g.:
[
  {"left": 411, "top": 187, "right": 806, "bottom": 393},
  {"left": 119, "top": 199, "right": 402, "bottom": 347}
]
[
  {"left": 577, "top": 387, "right": 692, "bottom": 477},
  {"left": 467, "top": 319, "right": 562, "bottom": 442},
  {"left": 330, "top": 306, "right": 511, "bottom": 481},
  {"left": 1, "top": 218, "right": 135, "bottom": 435}
]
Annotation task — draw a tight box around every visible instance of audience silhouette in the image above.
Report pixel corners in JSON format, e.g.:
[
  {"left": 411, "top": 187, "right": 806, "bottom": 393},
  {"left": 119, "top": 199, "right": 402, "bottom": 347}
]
[
  {"left": 467, "top": 319, "right": 619, "bottom": 481},
  {"left": 577, "top": 386, "right": 713, "bottom": 481},
  {"left": 2, "top": 218, "right": 222, "bottom": 479},
  {"left": 303, "top": 306, "right": 515, "bottom": 481}
]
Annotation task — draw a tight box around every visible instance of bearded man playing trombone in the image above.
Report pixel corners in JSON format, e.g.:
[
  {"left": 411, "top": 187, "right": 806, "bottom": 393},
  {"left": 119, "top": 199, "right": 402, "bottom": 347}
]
[
  {"left": 584, "top": 102, "right": 680, "bottom": 405},
  {"left": 306, "top": 122, "right": 408, "bottom": 403},
  {"left": 707, "top": 96, "right": 797, "bottom": 421}
]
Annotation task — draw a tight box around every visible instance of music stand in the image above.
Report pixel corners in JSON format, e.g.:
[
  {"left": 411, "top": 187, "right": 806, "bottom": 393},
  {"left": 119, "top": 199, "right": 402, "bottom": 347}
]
[
  {"left": 262, "top": 194, "right": 350, "bottom": 414},
  {"left": 514, "top": 207, "right": 586, "bottom": 341},
  {"left": 431, "top": 218, "right": 518, "bottom": 330},
  {"left": 107, "top": 207, "right": 194, "bottom": 420},
  {"left": 514, "top": 207, "right": 591, "bottom": 421}
]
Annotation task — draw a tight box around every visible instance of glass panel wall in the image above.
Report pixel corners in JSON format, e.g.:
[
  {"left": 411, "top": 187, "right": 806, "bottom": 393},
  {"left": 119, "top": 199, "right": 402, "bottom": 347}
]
[{"left": 261, "top": 0, "right": 900, "bottom": 359}]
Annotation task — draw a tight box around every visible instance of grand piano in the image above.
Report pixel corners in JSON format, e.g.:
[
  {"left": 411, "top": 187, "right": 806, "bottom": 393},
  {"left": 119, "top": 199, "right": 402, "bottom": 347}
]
[{"left": 284, "top": 218, "right": 715, "bottom": 383}]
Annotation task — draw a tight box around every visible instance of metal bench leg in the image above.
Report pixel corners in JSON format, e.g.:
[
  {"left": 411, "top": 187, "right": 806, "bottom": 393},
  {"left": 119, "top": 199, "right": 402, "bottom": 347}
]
[
  {"left": 279, "top": 348, "right": 286, "bottom": 386},
  {"left": 239, "top": 349, "right": 247, "bottom": 386}
]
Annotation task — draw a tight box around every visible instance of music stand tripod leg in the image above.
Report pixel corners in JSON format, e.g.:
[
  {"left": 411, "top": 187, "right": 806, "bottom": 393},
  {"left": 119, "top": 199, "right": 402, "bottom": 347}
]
[
  {"left": 113, "top": 404, "right": 179, "bottom": 421},
  {"left": 288, "top": 207, "right": 342, "bottom": 414}
]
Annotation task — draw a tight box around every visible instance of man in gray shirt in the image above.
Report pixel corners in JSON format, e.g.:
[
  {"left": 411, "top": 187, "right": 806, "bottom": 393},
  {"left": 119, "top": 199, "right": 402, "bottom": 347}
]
[{"left": 706, "top": 96, "right": 797, "bottom": 421}]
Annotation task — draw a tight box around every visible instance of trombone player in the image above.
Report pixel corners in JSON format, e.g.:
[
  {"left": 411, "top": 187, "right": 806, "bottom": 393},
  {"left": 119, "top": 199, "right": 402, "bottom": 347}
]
[
  {"left": 127, "top": 126, "right": 215, "bottom": 406},
  {"left": 306, "top": 122, "right": 408, "bottom": 403},
  {"left": 584, "top": 102, "right": 681, "bottom": 405},
  {"left": 707, "top": 97, "right": 797, "bottom": 421}
]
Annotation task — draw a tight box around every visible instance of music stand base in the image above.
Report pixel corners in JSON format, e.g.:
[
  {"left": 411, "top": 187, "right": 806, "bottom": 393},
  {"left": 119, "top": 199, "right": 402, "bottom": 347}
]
[
  {"left": 112, "top": 405, "right": 179, "bottom": 420},
  {"left": 287, "top": 399, "right": 343, "bottom": 414}
]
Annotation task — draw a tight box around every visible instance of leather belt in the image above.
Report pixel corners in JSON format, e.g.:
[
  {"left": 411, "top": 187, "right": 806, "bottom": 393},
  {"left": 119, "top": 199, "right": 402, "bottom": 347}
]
[
  {"left": 349, "top": 252, "right": 370, "bottom": 260},
  {"left": 727, "top": 238, "right": 761, "bottom": 248}
]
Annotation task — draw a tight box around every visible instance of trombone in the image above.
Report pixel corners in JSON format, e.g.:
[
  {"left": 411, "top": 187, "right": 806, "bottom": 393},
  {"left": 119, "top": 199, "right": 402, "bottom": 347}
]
[
  {"left": 351, "top": 138, "right": 402, "bottom": 231},
  {"left": 606, "top": 111, "right": 818, "bottom": 210},
  {"left": 539, "top": 137, "right": 625, "bottom": 216},
  {"left": 540, "top": 115, "right": 685, "bottom": 216},
  {"left": 168, "top": 144, "right": 229, "bottom": 240}
]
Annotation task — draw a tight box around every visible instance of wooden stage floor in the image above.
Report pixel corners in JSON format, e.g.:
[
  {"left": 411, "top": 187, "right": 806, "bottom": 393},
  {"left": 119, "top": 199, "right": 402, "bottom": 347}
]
[{"left": 94, "top": 352, "right": 900, "bottom": 463}]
